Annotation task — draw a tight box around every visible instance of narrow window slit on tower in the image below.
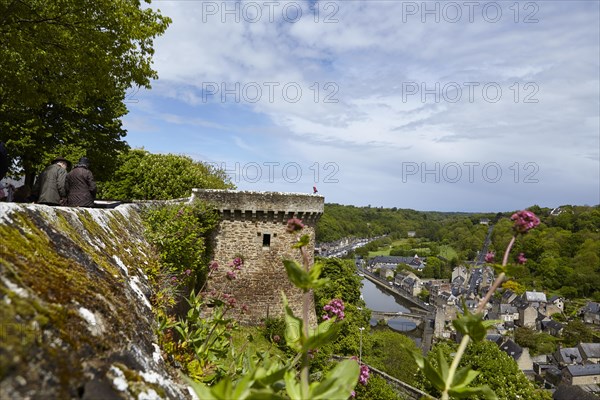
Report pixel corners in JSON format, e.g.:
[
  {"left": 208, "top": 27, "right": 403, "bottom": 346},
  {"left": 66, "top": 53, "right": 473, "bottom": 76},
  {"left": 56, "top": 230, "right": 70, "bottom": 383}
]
[{"left": 262, "top": 233, "right": 271, "bottom": 248}]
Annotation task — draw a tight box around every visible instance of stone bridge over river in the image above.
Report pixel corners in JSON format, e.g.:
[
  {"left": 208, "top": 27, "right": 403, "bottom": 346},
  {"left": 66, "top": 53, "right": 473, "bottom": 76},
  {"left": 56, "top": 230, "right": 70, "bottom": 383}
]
[{"left": 370, "top": 310, "right": 430, "bottom": 329}]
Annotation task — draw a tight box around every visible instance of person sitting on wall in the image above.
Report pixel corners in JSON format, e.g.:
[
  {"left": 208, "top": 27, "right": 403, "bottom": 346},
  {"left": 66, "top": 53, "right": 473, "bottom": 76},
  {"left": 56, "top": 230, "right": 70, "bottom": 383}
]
[
  {"left": 32, "top": 157, "right": 70, "bottom": 206},
  {"left": 66, "top": 157, "right": 96, "bottom": 207}
]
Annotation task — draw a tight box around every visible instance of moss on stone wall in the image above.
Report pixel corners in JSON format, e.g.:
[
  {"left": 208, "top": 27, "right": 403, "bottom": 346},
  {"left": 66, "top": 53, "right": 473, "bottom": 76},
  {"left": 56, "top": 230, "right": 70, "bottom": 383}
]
[{"left": 0, "top": 203, "right": 189, "bottom": 399}]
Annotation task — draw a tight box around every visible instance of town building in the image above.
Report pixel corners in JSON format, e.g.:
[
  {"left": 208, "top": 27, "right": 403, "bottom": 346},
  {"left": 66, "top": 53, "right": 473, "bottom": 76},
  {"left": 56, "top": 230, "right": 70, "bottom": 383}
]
[{"left": 583, "top": 302, "right": 600, "bottom": 325}]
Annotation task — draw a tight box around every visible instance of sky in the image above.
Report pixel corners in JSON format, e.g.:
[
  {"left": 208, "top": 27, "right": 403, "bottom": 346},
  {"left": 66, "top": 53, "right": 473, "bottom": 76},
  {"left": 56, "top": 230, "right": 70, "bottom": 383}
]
[{"left": 123, "top": 0, "right": 600, "bottom": 212}]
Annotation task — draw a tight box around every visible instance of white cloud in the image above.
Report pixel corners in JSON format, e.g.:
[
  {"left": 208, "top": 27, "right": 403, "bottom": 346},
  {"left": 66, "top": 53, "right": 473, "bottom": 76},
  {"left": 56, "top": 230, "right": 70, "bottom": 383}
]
[{"left": 125, "top": 0, "right": 600, "bottom": 210}]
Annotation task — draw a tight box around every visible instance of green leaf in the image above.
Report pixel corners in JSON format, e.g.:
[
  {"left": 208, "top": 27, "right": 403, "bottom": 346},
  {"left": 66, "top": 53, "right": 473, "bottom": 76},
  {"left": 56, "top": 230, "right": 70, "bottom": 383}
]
[
  {"left": 282, "top": 293, "right": 303, "bottom": 351},
  {"left": 405, "top": 347, "right": 425, "bottom": 369},
  {"left": 292, "top": 234, "right": 310, "bottom": 249},
  {"left": 451, "top": 366, "right": 480, "bottom": 389},
  {"left": 282, "top": 259, "right": 312, "bottom": 290},
  {"left": 186, "top": 380, "right": 219, "bottom": 400},
  {"left": 304, "top": 318, "right": 341, "bottom": 351},
  {"left": 231, "top": 372, "right": 254, "bottom": 400},
  {"left": 419, "top": 349, "right": 447, "bottom": 391},
  {"left": 253, "top": 357, "right": 289, "bottom": 389},
  {"left": 491, "top": 263, "right": 507, "bottom": 275},
  {"left": 435, "top": 347, "right": 450, "bottom": 382},
  {"left": 452, "top": 306, "right": 499, "bottom": 342},
  {"left": 284, "top": 370, "right": 302, "bottom": 400},
  {"left": 246, "top": 390, "right": 288, "bottom": 400},
  {"left": 308, "top": 261, "right": 330, "bottom": 289},
  {"left": 188, "top": 376, "right": 234, "bottom": 400},
  {"left": 449, "top": 384, "right": 498, "bottom": 399},
  {"left": 308, "top": 260, "right": 324, "bottom": 281},
  {"left": 309, "top": 359, "right": 360, "bottom": 400}
]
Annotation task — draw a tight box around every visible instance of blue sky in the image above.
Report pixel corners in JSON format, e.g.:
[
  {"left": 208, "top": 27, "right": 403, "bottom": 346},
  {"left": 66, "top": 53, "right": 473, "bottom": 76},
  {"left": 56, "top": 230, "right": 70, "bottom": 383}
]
[{"left": 124, "top": 0, "right": 600, "bottom": 212}]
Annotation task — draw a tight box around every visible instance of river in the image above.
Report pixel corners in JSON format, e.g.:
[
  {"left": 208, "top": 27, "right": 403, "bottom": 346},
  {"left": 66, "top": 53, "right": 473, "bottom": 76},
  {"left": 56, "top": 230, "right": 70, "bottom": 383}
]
[{"left": 360, "top": 278, "right": 418, "bottom": 332}]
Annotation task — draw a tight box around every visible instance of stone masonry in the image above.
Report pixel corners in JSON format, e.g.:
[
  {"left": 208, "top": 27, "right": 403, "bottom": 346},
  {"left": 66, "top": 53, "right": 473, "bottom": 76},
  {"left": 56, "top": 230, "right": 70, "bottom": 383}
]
[{"left": 190, "top": 189, "right": 324, "bottom": 326}]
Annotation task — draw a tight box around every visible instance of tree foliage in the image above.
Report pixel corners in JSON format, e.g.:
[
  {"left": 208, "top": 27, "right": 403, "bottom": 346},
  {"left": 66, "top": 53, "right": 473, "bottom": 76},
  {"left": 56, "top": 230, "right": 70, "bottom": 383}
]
[
  {"left": 364, "top": 329, "right": 419, "bottom": 385},
  {"left": 514, "top": 327, "right": 558, "bottom": 356},
  {"left": 311, "top": 258, "right": 419, "bottom": 391},
  {"left": 312, "top": 258, "right": 371, "bottom": 357},
  {"left": 0, "top": 0, "right": 171, "bottom": 184},
  {"left": 317, "top": 204, "right": 489, "bottom": 244},
  {"left": 490, "top": 206, "right": 600, "bottom": 297},
  {"left": 353, "top": 374, "right": 403, "bottom": 400},
  {"left": 561, "top": 320, "right": 594, "bottom": 347},
  {"left": 143, "top": 201, "right": 220, "bottom": 284},
  {"left": 99, "top": 149, "right": 234, "bottom": 200},
  {"left": 323, "top": 204, "right": 599, "bottom": 297},
  {"left": 418, "top": 341, "right": 551, "bottom": 400}
]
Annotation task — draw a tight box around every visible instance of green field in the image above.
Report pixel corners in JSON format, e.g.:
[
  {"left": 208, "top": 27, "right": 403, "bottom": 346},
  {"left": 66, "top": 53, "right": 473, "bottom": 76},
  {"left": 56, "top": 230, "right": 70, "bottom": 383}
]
[
  {"left": 438, "top": 245, "right": 458, "bottom": 260},
  {"left": 368, "top": 240, "right": 458, "bottom": 260},
  {"left": 368, "top": 248, "right": 392, "bottom": 257},
  {"left": 367, "top": 239, "right": 411, "bottom": 257}
]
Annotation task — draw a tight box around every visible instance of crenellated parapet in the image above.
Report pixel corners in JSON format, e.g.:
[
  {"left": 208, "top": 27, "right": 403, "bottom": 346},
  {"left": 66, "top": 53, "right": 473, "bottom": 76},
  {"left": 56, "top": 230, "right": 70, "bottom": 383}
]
[
  {"left": 190, "top": 189, "right": 324, "bottom": 326},
  {"left": 190, "top": 189, "right": 323, "bottom": 224}
]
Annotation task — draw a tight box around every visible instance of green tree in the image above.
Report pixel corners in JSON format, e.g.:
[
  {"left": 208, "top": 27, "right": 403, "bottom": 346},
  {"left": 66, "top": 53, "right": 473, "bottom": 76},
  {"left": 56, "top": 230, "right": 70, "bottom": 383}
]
[
  {"left": 364, "top": 329, "right": 419, "bottom": 385},
  {"left": 99, "top": 149, "right": 234, "bottom": 200},
  {"left": 501, "top": 280, "right": 527, "bottom": 295},
  {"left": 418, "top": 288, "right": 430, "bottom": 302},
  {"left": 561, "top": 320, "right": 593, "bottom": 347},
  {"left": 0, "top": 0, "right": 171, "bottom": 184},
  {"left": 312, "top": 258, "right": 371, "bottom": 359},
  {"left": 515, "top": 327, "right": 558, "bottom": 356},
  {"left": 422, "top": 256, "right": 444, "bottom": 279},
  {"left": 418, "top": 341, "right": 551, "bottom": 400},
  {"left": 514, "top": 327, "right": 537, "bottom": 349}
]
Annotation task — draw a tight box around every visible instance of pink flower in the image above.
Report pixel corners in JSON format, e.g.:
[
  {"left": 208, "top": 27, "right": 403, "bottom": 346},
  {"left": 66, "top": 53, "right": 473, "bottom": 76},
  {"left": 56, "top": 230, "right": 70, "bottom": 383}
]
[
  {"left": 511, "top": 210, "right": 540, "bottom": 234},
  {"left": 322, "top": 299, "right": 345, "bottom": 321},
  {"left": 226, "top": 271, "right": 236, "bottom": 280},
  {"left": 485, "top": 252, "right": 495, "bottom": 263},
  {"left": 286, "top": 217, "right": 305, "bottom": 233},
  {"left": 517, "top": 253, "right": 527, "bottom": 264},
  {"left": 184, "top": 269, "right": 192, "bottom": 276},
  {"left": 209, "top": 261, "right": 219, "bottom": 271},
  {"left": 232, "top": 257, "right": 243, "bottom": 270},
  {"left": 359, "top": 364, "right": 369, "bottom": 385},
  {"left": 241, "top": 304, "right": 248, "bottom": 313},
  {"left": 226, "top": 296, "right": 237, "bottom": 308},
  {"left": 350, "top": 390, "right": 356, "bottom": 398},
  {"left": 273, "top": 335, "right": 280, "bottom": 343}
]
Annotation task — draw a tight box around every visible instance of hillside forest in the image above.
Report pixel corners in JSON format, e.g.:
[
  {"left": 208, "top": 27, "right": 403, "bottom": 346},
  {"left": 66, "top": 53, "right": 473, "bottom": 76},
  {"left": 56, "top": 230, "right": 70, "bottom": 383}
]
[{"left": 316, "top": 203, "right": 600, "bottom": 300}]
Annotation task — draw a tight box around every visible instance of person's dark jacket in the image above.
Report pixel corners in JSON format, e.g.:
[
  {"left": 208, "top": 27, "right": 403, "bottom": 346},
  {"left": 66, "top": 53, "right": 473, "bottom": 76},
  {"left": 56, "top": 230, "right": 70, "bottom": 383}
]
[
  {"left": 66, "top": 164, "right": 96, "bottom": 207},
  {"left": 33, "top": 164, "right": 67, "bottom": 205}
]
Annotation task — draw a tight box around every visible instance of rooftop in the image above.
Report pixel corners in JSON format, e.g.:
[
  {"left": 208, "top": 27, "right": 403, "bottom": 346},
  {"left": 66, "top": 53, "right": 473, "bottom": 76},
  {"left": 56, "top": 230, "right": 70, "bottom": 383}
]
[
  {"left": 565, "top": 364, "right": 600, "bottom": 377},
  {"left": 579, "top": 343, "right": 600, "bottom": 359},
  {"left": 558, "top": 348, "right": 583, "bottom": 364},
  {"left": 524, "top": 291, "right": 547, "bottom": 303}
]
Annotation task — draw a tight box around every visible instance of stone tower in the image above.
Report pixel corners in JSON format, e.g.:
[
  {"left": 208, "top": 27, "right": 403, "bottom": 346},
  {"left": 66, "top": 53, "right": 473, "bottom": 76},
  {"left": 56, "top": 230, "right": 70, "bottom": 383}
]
[{"left": 190, "top": 189, "right": 324, "bottom": 325}]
